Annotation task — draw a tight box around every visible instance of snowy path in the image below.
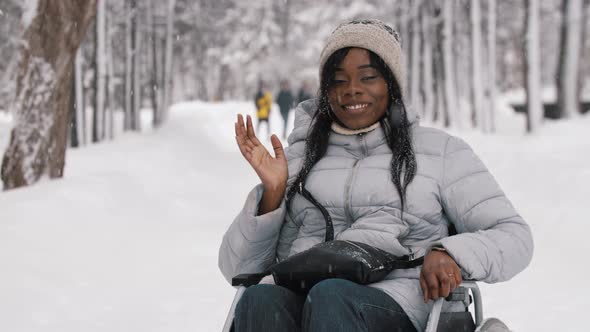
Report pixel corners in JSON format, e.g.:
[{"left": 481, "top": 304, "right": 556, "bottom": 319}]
[
  {"left": 0, "top": 103, "right": 259, "bottom": 331},
  {"left": 0, "top": 101, "right": 589, "bottom": 331}
]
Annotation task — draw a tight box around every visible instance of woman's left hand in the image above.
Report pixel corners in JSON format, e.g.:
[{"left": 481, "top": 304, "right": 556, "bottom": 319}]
[{"left": 419, "top": 250, "right": 462, "bottom": 303}]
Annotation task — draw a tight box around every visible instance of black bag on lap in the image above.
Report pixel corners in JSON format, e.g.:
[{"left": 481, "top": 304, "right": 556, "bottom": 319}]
[
  {"left": 232, "top": 187, "right": 423, "bottom": 294},
  {"left": 270, "top": 239, "right": 421, "bottom": 293}
]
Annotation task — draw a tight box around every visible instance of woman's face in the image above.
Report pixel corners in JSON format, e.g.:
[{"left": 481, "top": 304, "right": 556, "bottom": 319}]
[{"left": 328, "top": 48, "right": 389, "bottom": 130}]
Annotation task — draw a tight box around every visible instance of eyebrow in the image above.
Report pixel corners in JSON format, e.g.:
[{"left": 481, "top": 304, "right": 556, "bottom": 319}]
[{"left": 335, "top": 64, "right": 376, "bottom": 71}]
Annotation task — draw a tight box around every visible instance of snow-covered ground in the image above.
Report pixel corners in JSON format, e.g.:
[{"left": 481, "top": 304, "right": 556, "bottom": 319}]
[{"left": 0, "top": 101, "right": 588, "bottom": 331}]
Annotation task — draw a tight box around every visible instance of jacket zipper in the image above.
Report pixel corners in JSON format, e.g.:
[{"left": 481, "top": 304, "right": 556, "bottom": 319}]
[{"left": 343, "top": 134, "right": 368, "bottom": 228}]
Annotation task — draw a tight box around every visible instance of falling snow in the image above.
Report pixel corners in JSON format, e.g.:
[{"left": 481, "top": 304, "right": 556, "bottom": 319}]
[{"left": 0, "top": 101, "right": 589, "bottom": 331}]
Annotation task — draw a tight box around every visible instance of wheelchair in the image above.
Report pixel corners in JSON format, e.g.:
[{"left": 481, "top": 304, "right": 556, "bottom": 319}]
[{"left": 222, "top": 279, "right": 510, "bottom": 332}]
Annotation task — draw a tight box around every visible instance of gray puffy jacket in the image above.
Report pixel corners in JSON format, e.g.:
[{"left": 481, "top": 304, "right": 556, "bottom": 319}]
[{"left": 218, "top": 99, "right": 533, "bottom": 331}]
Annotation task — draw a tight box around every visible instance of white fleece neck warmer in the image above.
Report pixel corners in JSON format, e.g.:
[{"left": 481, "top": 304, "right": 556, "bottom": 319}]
[{"left": 331, "top": 121, "right": 381, "bottom": 135}]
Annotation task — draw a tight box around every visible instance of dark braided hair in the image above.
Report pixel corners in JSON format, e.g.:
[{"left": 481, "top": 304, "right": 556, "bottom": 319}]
[{"left": 286, "top": 47, "right": 417, "bottom": 215}]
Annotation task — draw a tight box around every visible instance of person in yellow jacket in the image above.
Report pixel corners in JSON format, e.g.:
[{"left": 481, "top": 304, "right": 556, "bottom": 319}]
[{"left": 254, "top": 81, "right": 272, "bottom": 138}]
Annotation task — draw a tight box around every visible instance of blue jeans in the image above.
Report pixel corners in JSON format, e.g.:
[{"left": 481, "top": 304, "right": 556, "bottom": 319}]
[{"left": 233, "top": 279, "right": 417, "bottom": 332}]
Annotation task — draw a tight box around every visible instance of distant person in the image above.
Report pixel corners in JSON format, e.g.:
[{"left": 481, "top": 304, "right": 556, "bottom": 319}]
[
  {"left": 254, "top": 81, "right": 272, "bottom": 138},
  {"left": 276, "top": 80, "right": 294, "bottom": 139},
  {"left": 297, "top": 80, "right": 313, "bottom": 104}
]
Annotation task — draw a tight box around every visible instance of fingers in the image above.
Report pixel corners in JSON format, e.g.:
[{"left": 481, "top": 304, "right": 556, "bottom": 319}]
[
  {"left": 235, "top": 122, "right": 249, "bottom": 157},
  {"left": 454, "top": 270, "right": 463, "bottom": 286},
  {"left": 235, "top": 114, "right": 255, "bottom": 156},
  {"left": 420, "top": 275, "right": 429, "bottom": 303},
  {"left": 235, "top": 114, "right": 247, "bottom": 145},
  {"left": 246, "top": 115, "right": 262, "bottom": 146},
  {"left": 270, "top": 134, "right": 285, "bottom": 160},
  {"left": 425, "top": 273, "right": 440, "bottom": 301},
  {"left": 438, "top": 271, "right": 452, "bottom": 298},
  {"left": 448, "top": 275, "right": 457, "bottom": 294},
  {"left": 421, "top": 269, "right": 460, "bottom": 302}
]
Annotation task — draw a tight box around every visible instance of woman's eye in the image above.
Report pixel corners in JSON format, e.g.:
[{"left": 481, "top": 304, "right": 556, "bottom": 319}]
[
  {"left": 333, "top": 79, "right": 347, "bottom": 84},
  {"left": 362, "top": 76, "right": 377, "bottom": 81}
]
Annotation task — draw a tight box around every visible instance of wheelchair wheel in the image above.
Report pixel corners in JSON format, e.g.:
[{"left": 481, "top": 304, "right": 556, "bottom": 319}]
[{"left": 474, "top": 317, "right": 511, "bottom": 332}]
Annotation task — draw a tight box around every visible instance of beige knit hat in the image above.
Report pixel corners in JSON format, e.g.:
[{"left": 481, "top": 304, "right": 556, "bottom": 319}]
[{"left": 319, "top": 19, "right": 404, "bottom": 94}]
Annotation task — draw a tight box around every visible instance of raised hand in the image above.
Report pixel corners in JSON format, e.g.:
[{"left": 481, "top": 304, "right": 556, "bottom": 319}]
[{"left": 235, "top": 114, "right": 288, "bottom": 199}]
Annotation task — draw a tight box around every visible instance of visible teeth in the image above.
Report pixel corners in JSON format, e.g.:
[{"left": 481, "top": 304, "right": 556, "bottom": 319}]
[{"left": 344, "top": 104, "right": 368, "bottom": 110}]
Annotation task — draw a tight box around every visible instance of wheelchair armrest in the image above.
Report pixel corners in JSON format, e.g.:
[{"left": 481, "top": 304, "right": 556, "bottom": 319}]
[
  {"left": 424, "top": 281, "right": 483, "bottom": 332},
  {"left": 231, "top": 273, "right": 268, "bottom": 287},
  {"left": 458, "top": 281, "right": 483, "bottom": 325}
]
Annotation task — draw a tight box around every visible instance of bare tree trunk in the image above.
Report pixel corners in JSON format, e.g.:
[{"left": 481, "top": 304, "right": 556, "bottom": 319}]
[
  {"left": 132, "top": 0, "right": 142, "bottom": 131},
  {"left": 556, "top": 0, "right": 584, "bottom": 118},
  {"left": 399, "top": 0, "right": 411, "bottom": 93},
  {"left": 216, "top": 64, "right": 230, "bottom": 102},
  {"left": 1, "top": 0, "right": 97, "bottom": 190},
  {"left": 409, "top": 0, "right": 422, "bottom": 117},
  {"left": 524, "top": 0, "right": 543, "bottom": 133},
  {"left": 105, "top": 7, "right": 115, "bottom": 140},
  {"left": 197, "top": 70, "right": 209, "bottom": 101},
  {"left": 487, "top": 0, "right": 497, "bottom": 133},
  {"left": 443, "top": 0, "right": 459, "bottom": 128},
  {"left": 455, "top": 1, "right": 470, "bottom": 125},
  {"left": 471, "top": 0, "right": 486, "bottom": 131},
  {"left": 124, "top": 0, "right": 134, "bottom": 131},
  {"left": 420, "top": 2, "right": 435, "bottom": 122},
  {"left": 436, "top": 64, "right": 447, "bottom": 126},
  {"left": 101, "top": 0, "right": 111, "bottom": 140},
  {"left": 74, "top": 50, "right": 85, "bottom": 145},
  {"left": 190, "top": 4, "right": 212, "bottom": 101},
  {"left": 581, "top": 0, "right": 589, "bottom": 100},
  {"left": 432, "top": 4, "right": 446, "bottom": 125},
  {"left": 161, "top": 37, "right": 166, "bottom": 105},
  {"left": 276, "top": 0, "right": 291, "bottom": 49},
  {"left": 578, "top": 0, "right": 590, "bottom": 97},
  {"left": 162, "top": 0, "right": 176, "bottom": 121},
  {"left": 148, "top": 0, "right": 161, "bottom": 127},
  {"left": 69, "top": 62, "right": 79, "bottom": 148},
  {"left": 93, "top": 0, "right": 106, "bottom": 142}
]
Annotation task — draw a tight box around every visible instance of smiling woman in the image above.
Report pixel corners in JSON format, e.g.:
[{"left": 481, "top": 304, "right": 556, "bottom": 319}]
[{"left": 220, "top": 19, "right": 533, "bottom": 332}]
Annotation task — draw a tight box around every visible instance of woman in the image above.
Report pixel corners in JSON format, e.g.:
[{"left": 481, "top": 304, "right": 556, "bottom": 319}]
[{"left": 219, "top": 19, "right": 533, "bottom": 332}]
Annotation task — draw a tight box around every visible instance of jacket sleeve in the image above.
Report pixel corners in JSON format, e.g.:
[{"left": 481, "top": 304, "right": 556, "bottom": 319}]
[
  {"left": 218, "top": 184, "right": 287, "bottom": 284},
  {"left": 438, "top": 136, "right": 534, "bottom": 283}
]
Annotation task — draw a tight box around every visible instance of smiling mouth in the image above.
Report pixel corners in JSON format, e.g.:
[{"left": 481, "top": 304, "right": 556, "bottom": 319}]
[{"left": 343, "top": 103, "right": 370, "bottom": 111}]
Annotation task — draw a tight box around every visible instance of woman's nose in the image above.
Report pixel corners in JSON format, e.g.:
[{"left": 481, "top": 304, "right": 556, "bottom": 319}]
[{"left": 343, "top": 80, "right": 363, "bottom": 97}]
